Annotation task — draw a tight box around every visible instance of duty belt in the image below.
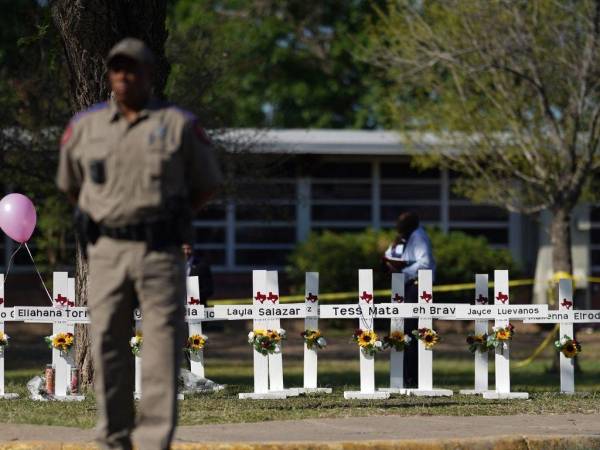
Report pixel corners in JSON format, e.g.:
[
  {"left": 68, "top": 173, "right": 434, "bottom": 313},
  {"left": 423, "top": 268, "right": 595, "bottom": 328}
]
[{"left": 98, "top": 220, "right": 177, "bottom": 245}]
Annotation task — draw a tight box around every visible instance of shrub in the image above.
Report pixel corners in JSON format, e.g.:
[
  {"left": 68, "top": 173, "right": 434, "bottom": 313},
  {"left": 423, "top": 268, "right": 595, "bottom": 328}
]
[{"left": 286, "top": 227, "right": 520, "bottom": 297}]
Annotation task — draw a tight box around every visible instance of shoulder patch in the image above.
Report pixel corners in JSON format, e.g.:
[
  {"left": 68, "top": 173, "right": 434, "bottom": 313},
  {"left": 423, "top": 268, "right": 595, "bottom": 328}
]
[
  {"left": 193, "top": 122, "right": 212, "bottom": 146},
  {"left": 60, "top": 124, "right": 73, "bottom": 146},
  {"left": 71, "top": 101, "right": 109, "bottom": 124}
]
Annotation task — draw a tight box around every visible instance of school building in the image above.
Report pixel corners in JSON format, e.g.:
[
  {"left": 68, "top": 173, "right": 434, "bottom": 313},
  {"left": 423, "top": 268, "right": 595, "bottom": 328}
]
[{"left": 2, "top": 129, "right": 599, "bottom": 305}]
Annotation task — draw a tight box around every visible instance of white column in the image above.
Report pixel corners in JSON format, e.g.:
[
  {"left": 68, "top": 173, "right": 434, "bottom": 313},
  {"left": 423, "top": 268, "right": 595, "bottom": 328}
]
[
  {"left": 417, "top": 270, "right": 433, "bottom": 391},
  {"left": 266, "top": 271, "right": 285, "bottom": 392},
  {"left": 52, "top": 272, "right": 73, "bottom": 398},
  {"left": 344, "top": 269, "right": 389, "bottom": 399},
  {"left": 0, "top": 274, "right": 5, "bottom": 396},
  {"left": 558, "top": 279, "right": 575, "bottom": 394},
  {"left": 134, "top": 320, "right": 142, "bottom": 398},
  {"left": 303, "top": 272, "right": 319, "bottom": 389},
  {"left": 389, "top": 273, "right": 405, "bottom": 390},
  {"left": 187, "top": 276, "right": 204, "bottom": 378},
  {"left": 483, "top": 270, "right": 528, "bottom": 399},
  {"left": 474, "top": 274, "right": 489, "bottom": 392}
]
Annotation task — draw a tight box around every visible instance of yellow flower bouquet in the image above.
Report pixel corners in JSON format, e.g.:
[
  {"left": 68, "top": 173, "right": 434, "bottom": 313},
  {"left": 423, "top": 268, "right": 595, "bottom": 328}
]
[
  {"left": 383, "top": 330, "right": 412, "bottom": 352},
  {"left": 248, "top": 328, "right": 286, "bottom": 355},
  {"left": 185, "top": 334, "right": 207, "bottom": 356},
  {"left": 412, "top": 328, "right": 440, "bottom": 350},
  {"left": 45, "top": 332, "right": 74, "bottom": 354},
  {"left": 130, "top": 333, "right": 143, "bottom": 356},
  {"left": 301, "top": 329, "right": 327, "bottom": 350},
  {"left": 554, "top": 335, "right": 581, "bottom": 359},
  {"left": 352, "top": 328, "right": 383, "bottom": 356},
  {"left": 0, "top": 331, "right": 9, "bottom": 348},
  {"left": 466, "top": 333, "right": 489, "bottom": 353},
  {"left": 487, "top": 323, "right": 514, "bottom": 354}
]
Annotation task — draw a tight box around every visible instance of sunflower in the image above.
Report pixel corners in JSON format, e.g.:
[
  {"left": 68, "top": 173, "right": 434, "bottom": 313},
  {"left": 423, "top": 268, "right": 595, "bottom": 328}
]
[
  {"left": 49, "top": 332, "right": 74, "bottom": 353},
  {"left": 0, "top": 331, "right": 8, "bottom": 347},
  {"left": 562, "top": 342, "right": 578, "bottom": 358},
  {"left": 422, "top": 331, "right": 439, "bottom": 349},
  {"left": 496, "top": 329, "right": 511, "bottom": 341},
  {"left": 358, "top": 330, "right": 377, "bottom": 347},
  {"left": 186, "top": 334, "right": 207, "bottom": 353},
  {"left": 555, "top": 335, "right": 581, "bottom": 359}
]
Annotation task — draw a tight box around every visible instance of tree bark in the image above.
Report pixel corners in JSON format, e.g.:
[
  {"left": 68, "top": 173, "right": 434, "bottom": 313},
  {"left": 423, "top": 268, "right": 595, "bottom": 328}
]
[
  {"left": 50, "top": 0, "right": 169, "bottom": 390},
  {"left": 550, "top": 207, "right": 573, "bottom": 276}
]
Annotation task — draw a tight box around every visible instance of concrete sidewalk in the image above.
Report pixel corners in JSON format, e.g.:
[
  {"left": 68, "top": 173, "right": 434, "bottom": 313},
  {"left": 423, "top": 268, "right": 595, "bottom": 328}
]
[{"left": 0, "top": 414, "right": 599, "bottom": 449}]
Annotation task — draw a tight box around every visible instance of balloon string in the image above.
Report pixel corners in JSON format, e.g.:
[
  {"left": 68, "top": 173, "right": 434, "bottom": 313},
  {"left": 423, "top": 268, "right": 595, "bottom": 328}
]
[
  {"left": 24, "top": 243, "right": 53, "bottom": 305},
  {"left": 3, "top": 243, "right": 23, "bottom": 283}
]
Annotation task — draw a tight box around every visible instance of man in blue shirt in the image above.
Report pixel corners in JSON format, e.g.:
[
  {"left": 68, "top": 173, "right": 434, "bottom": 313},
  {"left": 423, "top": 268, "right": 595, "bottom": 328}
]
[{"left": 384, "top": 212, "right": 436, "bottom": 387}]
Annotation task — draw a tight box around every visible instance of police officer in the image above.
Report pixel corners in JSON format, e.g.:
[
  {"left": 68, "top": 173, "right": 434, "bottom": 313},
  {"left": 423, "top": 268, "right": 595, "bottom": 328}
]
[{"left": 57, "top": 38, "right": 222, "bottom": 450}]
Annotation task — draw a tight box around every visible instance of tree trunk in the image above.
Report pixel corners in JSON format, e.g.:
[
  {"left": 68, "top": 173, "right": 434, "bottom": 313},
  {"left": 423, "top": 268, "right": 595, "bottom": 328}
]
[
  {"left": 550, "top": 207, "right": 573, "bottom": 276},
  {"left": 548, "top": 206, "right": 581, "bottom": 373},
  {"left": 50, "top": 0, "right": 169, "bottom": 390}
]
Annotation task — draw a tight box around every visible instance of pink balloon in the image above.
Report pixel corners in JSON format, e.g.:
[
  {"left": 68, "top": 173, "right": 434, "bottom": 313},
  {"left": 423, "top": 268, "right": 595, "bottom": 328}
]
[{"left": 0, "top": 193, "right": 37, "bottom": 243}]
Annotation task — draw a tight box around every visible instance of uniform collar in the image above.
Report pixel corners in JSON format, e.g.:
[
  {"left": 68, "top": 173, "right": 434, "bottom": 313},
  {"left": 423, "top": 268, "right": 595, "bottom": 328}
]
[{"left": 108, "top": 97, "right": 161, "bottom": 123}]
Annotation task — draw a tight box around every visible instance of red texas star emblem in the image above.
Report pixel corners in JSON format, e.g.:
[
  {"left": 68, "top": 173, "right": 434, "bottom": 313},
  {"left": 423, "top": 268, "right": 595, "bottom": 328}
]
[
  {"left": 55, "top": 294, "right": 74, "bottom": 307},
  {"left": 360, "top": 291, "right": 373, "bottom": 303},
  {"left": 561, "top": 298, "right": 573, "bottom": 309},
  {"left": 267, "top": 292, "right": 279, "bottom": 303},
  {"left": 306, "top": 293, "right": 318, "bottom": 302},
  {"left": 188, "top": 297, "right": 201, "bottom": 305},
  {"left": 255, "top": 291, "right": 267, "bottom": 303},
  {"left": 392, "top": 293, "right": 405, "bottom": 303},
  {"left": 476, "top": 294, "right": 488, "bottom": 304},
  {"left": 496, "top": 292, "right": 509, "bottom": 304},
  {"left": 420, "top": 291, "right": 432, "bottom": 303}
]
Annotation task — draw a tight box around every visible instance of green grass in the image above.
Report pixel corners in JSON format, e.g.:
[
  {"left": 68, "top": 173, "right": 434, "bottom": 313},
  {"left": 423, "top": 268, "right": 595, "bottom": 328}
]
[{"left": 2, "top": 357, "right": 600, "bottom": 428}]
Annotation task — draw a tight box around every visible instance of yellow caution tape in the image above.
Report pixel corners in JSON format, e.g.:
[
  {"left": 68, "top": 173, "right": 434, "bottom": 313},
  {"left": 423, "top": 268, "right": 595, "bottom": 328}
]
[
  {"left": 514, "top": 323, "right": 559, "bottom": 368},
  {"left": 207, "top": 278, "right": 536, "bottom": 305}
]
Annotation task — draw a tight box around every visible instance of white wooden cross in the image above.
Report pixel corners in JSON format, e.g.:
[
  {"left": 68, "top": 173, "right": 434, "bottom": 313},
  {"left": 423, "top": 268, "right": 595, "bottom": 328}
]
[
  {"left": 341, "top": 269, "right": 390, "bottom": 399},
  {"left": 51, "top": 273, "right": 83, "bottom": 401},
  {"left": 408, "top": 270, "right": 453, "bottom": 397},
  {"left": 482, "top": 269, "right": 529, "bottom": 399},
  {"left": 459, "top": 274, "right": 490, "bottom": 395},
  {"left": 524, "top": 278, "right": 600, "bottom": 394},
  {"left": 133, "top": 312, "right": 142, "bottom": 400},
  {"left": 0, "top": 274, "right": 18, "bottom": 399},
  {"left": 379, "top": 272, "right": 407, "bottom": 394},
  {"left": 219, "top": 270, "right": 301, "bottom": 399},
  {"left": 186, "top": 275, "right": 205, "bottom": 378},
  {"left": 297, "top": 272, "right": 331, "bottom": 394}
]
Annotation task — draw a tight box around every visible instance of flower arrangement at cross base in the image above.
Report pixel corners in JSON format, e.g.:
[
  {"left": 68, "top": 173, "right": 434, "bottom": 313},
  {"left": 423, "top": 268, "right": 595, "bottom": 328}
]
[
  {"left": 554, "top": 335, "right": 581, "bottom": 359},
  {"left": 352, "top": 329, "right": 383, "bottom": 356},
  {"left": 248, "top": 328, "right": 286, "bottom": 355},
  {"left": 487, "top": 323, "right": 514, "bottom": 354},
  {"left": 185, "top": 334, "right": 207, "bottom": 356},
  {"left": 301, "top": 329, "right": 327, "bottom": 350},
  {"left": 45, "top": 332, "right": 74, "bottom": 354},
  {"left": 0, "top": 331, "right": 9, "bottom": 348},
  {"left": 130, "top": 333, "right": 143, "bottom": 356},
  {"left": 412, "top": 328, "right": 440, "bottom": 350},
  {"left": 383, "top": 330, "right": 412, "bottom": 352},
  {"left": 466, "top": 333, "right": 489, "bottom": 353}
]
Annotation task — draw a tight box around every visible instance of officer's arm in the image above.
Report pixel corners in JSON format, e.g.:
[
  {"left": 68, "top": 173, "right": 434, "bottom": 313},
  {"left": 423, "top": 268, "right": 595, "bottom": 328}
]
[
  {"left": 56, "top": 121, "right": 83, "bottom": 205},
  {"left": 181, "top": 119, "right": 223, "bottom": 212}
]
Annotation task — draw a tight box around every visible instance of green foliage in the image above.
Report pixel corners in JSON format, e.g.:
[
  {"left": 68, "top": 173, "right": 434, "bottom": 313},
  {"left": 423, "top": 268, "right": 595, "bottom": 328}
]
[
  {"left": 166, "top": 0, "right": 390, "bottom": 129},
  {"left": 286, "top": 228, "right": 519, "bottom": 294}
]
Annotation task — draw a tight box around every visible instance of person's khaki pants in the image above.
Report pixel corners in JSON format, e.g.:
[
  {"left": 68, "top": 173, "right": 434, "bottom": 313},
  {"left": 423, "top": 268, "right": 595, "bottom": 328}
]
[{"left": 88, "top": 237, "right": 185, "bottom": 450}]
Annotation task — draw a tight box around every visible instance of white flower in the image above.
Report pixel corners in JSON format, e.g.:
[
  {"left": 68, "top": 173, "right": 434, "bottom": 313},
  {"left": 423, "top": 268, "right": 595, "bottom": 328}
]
[
  {"left": 130, "top": 337, "right": 137, "bottom": 346},
  {"left": 560, "top": 336, "right": 569, "bottom": 345},
  {"left": 374, "top": 340, "right": 383, "bottom": 349},
  {"left": 316, "top": 337, "right": 327, "bottom": 347},
  {"left": 248, "top": 331, "right": 255, "bottom": 340},
  {"left": 274, "top": 344, "right": 281, "bottom": 354},
  {"left": 404, "top": 335, "right": 412, "bottom": 343},
  {"left": 278, "top": 328, "right": 286, "bottom": 337}
]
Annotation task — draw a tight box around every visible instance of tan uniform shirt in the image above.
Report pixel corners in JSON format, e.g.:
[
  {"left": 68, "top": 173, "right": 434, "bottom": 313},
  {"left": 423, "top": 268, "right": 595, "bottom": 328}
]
[{"left": 57, "top": 99, "right": 221, "bottom": 227}]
